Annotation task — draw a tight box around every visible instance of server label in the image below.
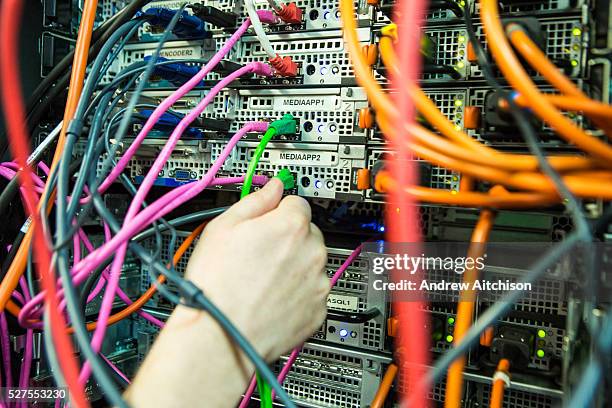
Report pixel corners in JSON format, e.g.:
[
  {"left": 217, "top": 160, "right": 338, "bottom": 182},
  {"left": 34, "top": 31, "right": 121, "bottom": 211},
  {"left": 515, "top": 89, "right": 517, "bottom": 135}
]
[
  {"left": 274, "top": 96, "right": 336, "bottom": 111},
  {"left": 156, "top": 48, "right": 196, "bottom": 59},
  {"left": 268, "top": 150, "right": 335, "bottom": 166},
  {"left": 327, "top": 294, "right": 359, "bottom": 312}
]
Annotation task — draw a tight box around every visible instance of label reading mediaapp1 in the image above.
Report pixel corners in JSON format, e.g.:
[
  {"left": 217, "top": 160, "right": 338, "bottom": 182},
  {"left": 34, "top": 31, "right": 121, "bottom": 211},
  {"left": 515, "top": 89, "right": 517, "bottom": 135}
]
[{"left": 273, "top": 96, "right": 337, "bottom": 111}]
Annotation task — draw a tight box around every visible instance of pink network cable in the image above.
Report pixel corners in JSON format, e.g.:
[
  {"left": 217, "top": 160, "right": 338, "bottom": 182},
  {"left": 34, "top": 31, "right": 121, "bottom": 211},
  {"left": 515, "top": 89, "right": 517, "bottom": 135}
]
[
  {"left": 16, "top": 170, "right": 270, "bottom": 327},
  {"left": 238, "top": 244, "right": 364, "bottom": 406},
  {"left": 92, "top": 10, "right": 277, "bottom": 198},
  {"left": 17, "top": 277, "right": 33, "bottom": 408},
  {"left": 18, "top": 123, "right": 269, "bottom": 328},
  {"left": 17, "top": 170, "right": 269, "bottom": 328},
  {"left": 100, "top": 353, "right": 131, "bottom": 385},
  {"left": 80, "top": 62, "right": 273, "bottom": 383}
]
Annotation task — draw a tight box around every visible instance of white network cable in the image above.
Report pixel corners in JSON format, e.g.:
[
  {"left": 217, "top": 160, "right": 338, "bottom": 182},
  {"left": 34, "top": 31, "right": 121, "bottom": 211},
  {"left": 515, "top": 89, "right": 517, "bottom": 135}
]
[
  {"left": 245, "top": 0, "right": 277, "bottom": 58},
  {"left": 266, "top": 0, "right": 284, "bottom": 13}
]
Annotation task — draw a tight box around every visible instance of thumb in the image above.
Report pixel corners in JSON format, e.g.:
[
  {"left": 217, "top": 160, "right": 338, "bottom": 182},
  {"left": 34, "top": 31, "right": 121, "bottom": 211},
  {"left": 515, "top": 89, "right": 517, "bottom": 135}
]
[{"left": 219, "top": 178, "right": 284, "bottom": 226}]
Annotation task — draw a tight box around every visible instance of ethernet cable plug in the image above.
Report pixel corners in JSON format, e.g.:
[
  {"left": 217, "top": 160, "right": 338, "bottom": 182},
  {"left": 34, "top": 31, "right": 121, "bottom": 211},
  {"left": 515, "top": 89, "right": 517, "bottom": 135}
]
[
  {"left": 256, "top": 9, "right": 280, "bottom": 24},
  {"left": 246, "top": 121, "right": 271, "bottom": 133},
  {"left": 275, "top": 168, "right": 295, "bottom": 190},
  {"left": 188, "top": 4, "right": 237, "bottom": 28},
  {"left": 277, "top": 2, "right": 303, "bottom": 24},
  {"left": 270, "top": 114, "right": 297, "bottom": 136},
  {"left": 144, "top": 8, "right": 210, "bottom": 39},
  {"left": 251, "top": 61, "right": 275, "bottom": 77},
  {"left": 269, "top": 54, "right": 298, "bottom": 77}
]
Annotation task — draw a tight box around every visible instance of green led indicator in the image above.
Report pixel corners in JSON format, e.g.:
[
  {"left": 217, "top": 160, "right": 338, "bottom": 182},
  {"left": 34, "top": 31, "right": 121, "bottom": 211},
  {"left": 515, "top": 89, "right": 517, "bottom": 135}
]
[
  {"left": 446, "top": 335, "right": 454, "bottom": 343},
  {"left": 537, "top": 329, "right": 546, "bottom": 338},
  {"left": 571, "top": 59, "right": 579, "bottom": 67},
  {"left": 536, "top": 349, "right": 545, "bottom": 358},
  {"left": 454, "top": 99, "right": 463, "bottom": 107},
  {"left": 448, "top": 317, "right": 455, "bottom": 324},
  {"left": 458, "top": 35, "right": 466, "bottom": 43},
  {"left": 572, "top": 27, "right": 582, "bottom": 36},
  {"left": 456, "top": 61, "right": 465, "bottom": 69}
]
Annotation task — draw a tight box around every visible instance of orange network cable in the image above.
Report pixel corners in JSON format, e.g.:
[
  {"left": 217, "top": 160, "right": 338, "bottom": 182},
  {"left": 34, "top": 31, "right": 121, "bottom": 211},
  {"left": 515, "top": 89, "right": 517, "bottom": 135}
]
[
  {"left": 0, "top": 0, "right": 100, "bottom": 314},
  {"left": 12, "top": 223, "right": 208, "bottom": 332},
  {"left": 375, "top": 171, "right": 560, "bottom": 209},
  {"left": 342, "top": 3, "right": 600, "bottom": 175},
  {"left": 375, "top": 36, "right": 612, "bottom": 199},
  {"left": 506, "top": 29, "right": 612, "bottom": 131},
  {"left": 503, "top": 94, "right": 612, "bottom": 119},
  {"left": 507, "top": 29, "right": 601, "bottom": 101},
  {"left": 83, "top": 222, "right": 207, "bottom": 332},
  {"left": 376, "top": 114, "right": 612, "bottom": 200},
  {"left": 0, "top": 0, "right": 94, "bottom": 405},
  {"left": 490, "top": 359, "right": 511, "bottom": 408},
  {"left": 444, "top": 208, "right": 496, "bottom": 408},
  {"left": 480, "top": 0, "right": 612, "bottom": 163},
  {"left": 370, "top": 363, "right": 398, "bottom": 408},
  {"left": 376, "top": 35, "right": 602, "bottom": 174}
]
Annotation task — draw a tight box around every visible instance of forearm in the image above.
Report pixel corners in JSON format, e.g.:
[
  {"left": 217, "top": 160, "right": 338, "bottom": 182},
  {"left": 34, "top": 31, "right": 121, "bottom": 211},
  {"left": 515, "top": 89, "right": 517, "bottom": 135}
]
[{"left": 125, "top": 305, "right": 254, "bottom": 408}]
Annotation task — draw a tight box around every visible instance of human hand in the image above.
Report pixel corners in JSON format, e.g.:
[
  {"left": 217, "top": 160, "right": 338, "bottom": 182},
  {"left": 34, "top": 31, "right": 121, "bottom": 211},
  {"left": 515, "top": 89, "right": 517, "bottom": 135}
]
[{"left": 182, "top": 178, "right": 329, "bottom": 361}]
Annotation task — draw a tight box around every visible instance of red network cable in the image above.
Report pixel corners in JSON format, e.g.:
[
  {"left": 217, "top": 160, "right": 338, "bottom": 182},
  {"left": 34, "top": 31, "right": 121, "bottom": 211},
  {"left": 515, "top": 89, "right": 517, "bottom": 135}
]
[
  {"left": 392, "top": 0, "right": 431, "bottom": 406},
  {"left": 0, "top": 0, "right": 89, "bottom": 406}
]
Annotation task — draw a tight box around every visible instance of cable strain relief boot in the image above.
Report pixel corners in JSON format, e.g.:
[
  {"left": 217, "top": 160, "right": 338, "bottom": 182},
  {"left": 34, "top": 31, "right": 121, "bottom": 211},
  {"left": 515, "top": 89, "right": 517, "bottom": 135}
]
[
  {"left": 277, "top": 3, "right": 302, "bottom": 24},
  {"left": 269, "top": 54, "right": 298, "bottom": 77},
  {"left": 270, "top": 114, "right": 297, "bottom": 135},
  {"left": 274, "top": 168, "right": 295, "bottom": 190},
  {"left": 256, "top": 9, "right": 279, "bottom": 24},
  {"left": 251, "top": 61, "right": 274, "bottom": 77}
]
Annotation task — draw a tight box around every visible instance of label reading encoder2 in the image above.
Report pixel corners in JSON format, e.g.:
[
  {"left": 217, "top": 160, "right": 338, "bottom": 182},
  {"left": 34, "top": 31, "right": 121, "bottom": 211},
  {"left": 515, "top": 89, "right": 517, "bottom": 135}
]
[
  {"left": 327, "top": 294, "right": 359, "bottom": 312},
  {"left": 156, "top": 47, "right": 198, "bottom": 59},
  {"left": 268, "top": 150, "right": 335, "bottom": 166}
]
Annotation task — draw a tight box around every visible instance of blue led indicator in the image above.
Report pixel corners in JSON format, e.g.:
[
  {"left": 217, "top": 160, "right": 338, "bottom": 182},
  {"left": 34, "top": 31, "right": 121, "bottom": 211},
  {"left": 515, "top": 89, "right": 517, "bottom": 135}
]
[{"left": 339, "top": 329, "right": 348, "bottom": 338}]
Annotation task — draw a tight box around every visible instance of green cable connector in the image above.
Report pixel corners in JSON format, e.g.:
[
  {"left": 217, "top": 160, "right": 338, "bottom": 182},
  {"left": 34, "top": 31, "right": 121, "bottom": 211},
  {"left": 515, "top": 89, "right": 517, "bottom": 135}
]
[
  {"left": 275, "top": 168, "right": 295, "bottom": 190},
  {"left": 240, "top": 116, "right": 298, "bottom": 198},
  {"left": 269, "top": 113, "right": 297, "bottom": 135}
]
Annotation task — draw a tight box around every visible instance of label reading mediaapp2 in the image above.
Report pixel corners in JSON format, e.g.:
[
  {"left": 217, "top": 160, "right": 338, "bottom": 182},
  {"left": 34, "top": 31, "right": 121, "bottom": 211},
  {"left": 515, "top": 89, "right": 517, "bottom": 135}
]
[{"left": 268, "top": 150, "right": 335, "bottom": 166}]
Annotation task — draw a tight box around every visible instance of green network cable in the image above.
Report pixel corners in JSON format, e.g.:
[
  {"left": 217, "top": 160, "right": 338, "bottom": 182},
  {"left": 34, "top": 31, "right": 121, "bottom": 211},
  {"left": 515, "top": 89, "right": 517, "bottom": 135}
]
[
  {"left": 240, "top": 114, "right": 297, "bottom": 199},
  {"left": 240, "top": 114, "right": 297, "bottom": 407},
  {"left": 240, "top": 127, "right": 277, "bottom": 198}
]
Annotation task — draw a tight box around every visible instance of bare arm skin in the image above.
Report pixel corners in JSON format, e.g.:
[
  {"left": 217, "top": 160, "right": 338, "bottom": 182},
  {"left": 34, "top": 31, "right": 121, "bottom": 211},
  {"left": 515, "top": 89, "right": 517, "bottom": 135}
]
[{"left": 125, "top": 179, "right": 329, "bottom": 407}]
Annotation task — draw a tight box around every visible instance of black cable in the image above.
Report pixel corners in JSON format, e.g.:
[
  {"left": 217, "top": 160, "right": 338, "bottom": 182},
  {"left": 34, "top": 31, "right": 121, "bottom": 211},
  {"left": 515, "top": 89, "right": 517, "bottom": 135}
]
[
  {"left": 132, "top": 207, "right": 228, "bottom": 241},
  {"left": 81, "top": 168, "right": 297, "bottom": 408},
  {"left": 53, "top": 4, "right": 189, "bottom": 251},
  {"left": 24, "top": 0, "right": 152, "bottom": 119},
  {"left": 566, "top": 308, "right": 611, "bottom": 407},
  {"left": 48, "top": 12, "right": 179, "bottom": 408},
  {"left": 56, "top": 137, "right": 130, "bottom": 408},
  {"left": 422, "top": 64, "right": 462, "bottom": 79},
  {"left": 0, "top": 18, "right": 144, "bottom": 234},
  {"left": 417, "top": 4, "right": 598, "bottom": 394},
  {"left": 327, "top": 308, "right": 380, "bottom": 323},
  {"left": 429, "top": 0, "right": 463, "bottom": 16},
  {"left": 79, "top": 262, "right": 104, "bottom": 317}
]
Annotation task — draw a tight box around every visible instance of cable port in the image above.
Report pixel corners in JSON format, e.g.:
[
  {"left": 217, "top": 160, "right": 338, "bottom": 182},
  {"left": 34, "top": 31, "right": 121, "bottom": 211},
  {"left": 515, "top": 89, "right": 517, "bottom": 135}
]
[
  {"left": 490, "top": 326, "right": 534, "bottom": 370},
  {"left": 173, "top": 169, "right": 192, "bottom": 181}
]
